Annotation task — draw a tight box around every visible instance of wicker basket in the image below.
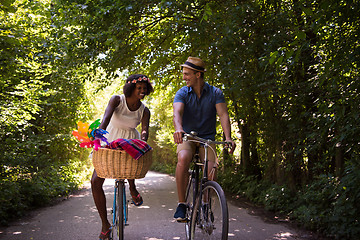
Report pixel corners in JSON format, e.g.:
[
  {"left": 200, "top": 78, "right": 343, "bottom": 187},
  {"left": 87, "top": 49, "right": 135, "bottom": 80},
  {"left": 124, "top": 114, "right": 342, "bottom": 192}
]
[{"left": 92, "top": 148, "right": 153, "bottom": 179}]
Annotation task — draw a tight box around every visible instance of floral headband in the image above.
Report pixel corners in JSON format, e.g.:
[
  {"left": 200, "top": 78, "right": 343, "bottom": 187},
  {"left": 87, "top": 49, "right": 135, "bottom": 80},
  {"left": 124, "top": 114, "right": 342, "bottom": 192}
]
[{"left": 126, "top": 76, "right": 150, "bottom": 84}]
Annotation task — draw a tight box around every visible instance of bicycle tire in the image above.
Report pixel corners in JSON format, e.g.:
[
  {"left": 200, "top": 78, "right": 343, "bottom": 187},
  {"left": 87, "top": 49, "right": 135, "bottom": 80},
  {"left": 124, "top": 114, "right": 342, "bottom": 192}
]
[
  {"left": 185, "top": 168, "right": 199, "bottom": 239},
  {"left": 112, "top": 181, "right": 125, "bottom": 240},
  {"left": 190, "top": 181, "right": 229, "bottom": 240}
]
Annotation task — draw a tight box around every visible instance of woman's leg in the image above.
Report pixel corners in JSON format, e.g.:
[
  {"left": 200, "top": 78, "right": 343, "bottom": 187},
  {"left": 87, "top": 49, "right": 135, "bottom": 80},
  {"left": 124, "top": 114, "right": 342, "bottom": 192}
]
[
  {"left": 128, "top": 179, "right": 143, "bottom": 206},
  {"left": 91, "top": 170, "right": 111, "bottom": 234}
]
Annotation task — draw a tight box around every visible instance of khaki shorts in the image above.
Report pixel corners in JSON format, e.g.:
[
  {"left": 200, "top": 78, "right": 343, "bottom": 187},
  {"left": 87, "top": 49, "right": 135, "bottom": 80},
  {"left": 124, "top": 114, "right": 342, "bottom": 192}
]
[{"left": 176, "top": 141, "right": 217, "bottom": 162}]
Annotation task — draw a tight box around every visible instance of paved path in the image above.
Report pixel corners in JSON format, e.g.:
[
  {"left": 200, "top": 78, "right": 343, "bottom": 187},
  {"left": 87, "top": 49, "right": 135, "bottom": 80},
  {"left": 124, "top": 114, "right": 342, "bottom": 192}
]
[{"left": 0, "top": 171, "right": 312, "bottom": 239}]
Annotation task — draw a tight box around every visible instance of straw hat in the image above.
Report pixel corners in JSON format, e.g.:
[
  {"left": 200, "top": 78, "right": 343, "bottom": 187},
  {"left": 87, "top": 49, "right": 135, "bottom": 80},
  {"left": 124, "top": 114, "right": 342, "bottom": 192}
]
[{"left": 180, "top": 57, "right": 206, "bottom": 72}]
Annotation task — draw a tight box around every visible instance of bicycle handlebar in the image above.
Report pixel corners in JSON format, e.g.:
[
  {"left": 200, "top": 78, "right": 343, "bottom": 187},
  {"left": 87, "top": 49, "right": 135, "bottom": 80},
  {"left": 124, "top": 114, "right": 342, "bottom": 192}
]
[{"left": 182, "top": 132, "right": 232, "bottom": 149}]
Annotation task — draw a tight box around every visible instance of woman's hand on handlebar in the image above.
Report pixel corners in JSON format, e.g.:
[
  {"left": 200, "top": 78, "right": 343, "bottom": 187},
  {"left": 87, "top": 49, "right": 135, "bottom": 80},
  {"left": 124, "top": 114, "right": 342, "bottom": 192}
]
[{"left": 173, "top": 130, "right": 185, "bottom": 144}]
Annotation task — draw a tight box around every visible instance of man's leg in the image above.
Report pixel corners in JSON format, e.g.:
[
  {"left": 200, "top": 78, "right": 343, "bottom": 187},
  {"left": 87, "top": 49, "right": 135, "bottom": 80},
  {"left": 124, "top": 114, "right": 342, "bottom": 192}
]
[
  {"left": 207, "top": 160, "right": 217, "bottom": 181},
  {"left": 175, "top": 149, "right": 193, "bottom": 203},
  {"left": 174, "top": 147, "right": 193, "bottom": 221},
  {"left": 199, "top": 143, "right": 217, "bottom": 181}
]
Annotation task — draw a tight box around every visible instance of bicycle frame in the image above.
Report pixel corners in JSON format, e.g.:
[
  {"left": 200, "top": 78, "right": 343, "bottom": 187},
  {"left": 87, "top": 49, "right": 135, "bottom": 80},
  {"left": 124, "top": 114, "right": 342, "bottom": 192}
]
[
  {"left": 184, "top": 133, "right": 227, "bottom": 194},
  {"left": 184, "top": 134, "right": 212, "bottom": 208}
]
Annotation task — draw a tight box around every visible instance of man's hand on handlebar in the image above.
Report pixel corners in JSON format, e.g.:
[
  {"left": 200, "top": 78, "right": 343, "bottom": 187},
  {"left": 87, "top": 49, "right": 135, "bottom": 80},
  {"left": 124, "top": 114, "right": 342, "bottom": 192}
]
[
  {"left": 226, "top": 139, "right": 236, "bottom": 154},
  {"left": 173, "top": 130, "right": 185, "bottom": 144}
]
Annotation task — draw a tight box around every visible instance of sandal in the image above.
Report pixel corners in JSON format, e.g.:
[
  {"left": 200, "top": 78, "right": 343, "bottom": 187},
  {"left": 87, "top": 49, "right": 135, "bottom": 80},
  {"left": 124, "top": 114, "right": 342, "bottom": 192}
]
[
  {"left": 99, "top": 228, "right": 111, "bottom": 240},
  {"left": 131, "top": 193, "right": 143, "bottom": 206}
]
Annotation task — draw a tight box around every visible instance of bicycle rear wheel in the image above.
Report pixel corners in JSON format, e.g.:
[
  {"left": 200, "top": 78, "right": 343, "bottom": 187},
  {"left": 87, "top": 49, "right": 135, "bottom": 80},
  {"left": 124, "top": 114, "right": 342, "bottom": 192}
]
[
  {"left": 112, "top": 180, "right": 125, "bottom": 240},
  {"left": 190, "top": 181, "right": 229, "bottom": 240}
]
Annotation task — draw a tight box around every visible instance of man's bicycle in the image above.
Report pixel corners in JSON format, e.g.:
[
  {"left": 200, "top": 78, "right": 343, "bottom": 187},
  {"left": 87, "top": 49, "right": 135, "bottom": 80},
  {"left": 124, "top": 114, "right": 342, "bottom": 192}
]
[
  {"left": 182, "top": 132, "right": 230, "bottom": 240},
  {"left": 111, "top": 179, "right": 129, "bottom": 240}
]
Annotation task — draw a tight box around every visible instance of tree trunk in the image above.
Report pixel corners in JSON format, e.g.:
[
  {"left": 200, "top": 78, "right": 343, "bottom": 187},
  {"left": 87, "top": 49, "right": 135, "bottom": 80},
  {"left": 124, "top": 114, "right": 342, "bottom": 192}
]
[{"left": 239, "top": 123, "right": 251, "bottom": 175}]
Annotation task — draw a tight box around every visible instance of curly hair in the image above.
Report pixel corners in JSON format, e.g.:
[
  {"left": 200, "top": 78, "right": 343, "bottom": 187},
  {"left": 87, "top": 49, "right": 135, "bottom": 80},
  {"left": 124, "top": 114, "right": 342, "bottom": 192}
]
[{"left": 123, "top": 74, "right": 154, "bottom": 97}]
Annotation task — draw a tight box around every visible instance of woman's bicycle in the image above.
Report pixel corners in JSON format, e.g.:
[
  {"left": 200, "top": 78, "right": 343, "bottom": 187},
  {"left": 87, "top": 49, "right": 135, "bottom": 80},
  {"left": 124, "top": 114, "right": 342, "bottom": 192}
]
[
  {"left": 111, "top": 179, "right": 129, "bottom": 240},
  {"left": 92, "top": 147, "right": 153, "bottom": 240},
  {"left": 183, "top": 132, "right": 230, "bottom": 240}
]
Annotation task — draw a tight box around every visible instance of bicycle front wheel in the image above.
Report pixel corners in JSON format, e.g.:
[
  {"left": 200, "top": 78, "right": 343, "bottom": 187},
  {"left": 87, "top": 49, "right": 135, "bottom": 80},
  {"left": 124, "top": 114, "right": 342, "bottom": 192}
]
[
  {"left": 112, "top": 181, "right": 125, "bottom": 240},
  {"left": 190, "top": 181, "right": 229, "bottom": 240},
  {"left": 185, "top": 169, "right": 198, "bottom": 239}
]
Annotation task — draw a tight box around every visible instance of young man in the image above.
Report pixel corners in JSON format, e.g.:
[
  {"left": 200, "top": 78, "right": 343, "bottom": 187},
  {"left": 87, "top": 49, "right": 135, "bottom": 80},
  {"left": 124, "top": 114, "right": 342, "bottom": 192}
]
[{"left": 172, "top": 56, "right": 236, "bottom": 221}]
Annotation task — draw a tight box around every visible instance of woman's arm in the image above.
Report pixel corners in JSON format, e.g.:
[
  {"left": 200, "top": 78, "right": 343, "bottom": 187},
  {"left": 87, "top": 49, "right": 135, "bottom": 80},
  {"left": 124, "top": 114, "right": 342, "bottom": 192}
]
[
  {"left": 99, "top": 95, "right": 120, "bottom": 130},
  {"left": 140, "top": 107, "right": 150, "bottom": 141}
]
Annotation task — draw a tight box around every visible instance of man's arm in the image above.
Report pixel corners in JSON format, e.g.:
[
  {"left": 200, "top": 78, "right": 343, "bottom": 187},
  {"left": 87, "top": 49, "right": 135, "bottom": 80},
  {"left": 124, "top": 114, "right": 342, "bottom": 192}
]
[
  {"left": 216, "top": 102, "right": 236, "bottom": 153},
  {"left": 173, "top": 102, "right": 185, "bottom": 144}
]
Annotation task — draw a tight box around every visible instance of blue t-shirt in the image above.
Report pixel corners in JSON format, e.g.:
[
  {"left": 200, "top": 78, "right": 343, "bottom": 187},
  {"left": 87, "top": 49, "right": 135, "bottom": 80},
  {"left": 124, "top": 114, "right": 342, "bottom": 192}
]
[{"left": 173, "top": 83, "right": 225, "bottom": 140}]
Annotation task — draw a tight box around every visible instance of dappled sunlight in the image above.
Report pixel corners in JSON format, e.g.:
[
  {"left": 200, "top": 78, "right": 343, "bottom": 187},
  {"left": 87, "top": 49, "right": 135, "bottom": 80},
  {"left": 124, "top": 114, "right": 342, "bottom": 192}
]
[
  {"left": 69, "top": 192, "right": 90, "bottom": 198},
  {"left": 273, "top": 231, "right": 294, "bottom": 239},
  {"left": 90, "top": 205, "right": 99, "bottom": 213},
  {"left": 138, "top": 205, "right": 150, "bottom": 209},
  {"left": 228, "top": 228, "right": 242, "bottom": 237},
  {"left": 137, "top": 232, "right": 182, "bottom": 239},
  {"left": 0, "top": 172, "right": 305, "bottom": 240}
]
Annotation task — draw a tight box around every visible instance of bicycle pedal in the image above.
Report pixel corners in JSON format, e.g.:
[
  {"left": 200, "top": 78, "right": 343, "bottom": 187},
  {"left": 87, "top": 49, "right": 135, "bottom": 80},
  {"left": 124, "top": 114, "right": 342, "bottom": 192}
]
[{"left": 176, "top": 218, "right": 189, "bottom": 223}]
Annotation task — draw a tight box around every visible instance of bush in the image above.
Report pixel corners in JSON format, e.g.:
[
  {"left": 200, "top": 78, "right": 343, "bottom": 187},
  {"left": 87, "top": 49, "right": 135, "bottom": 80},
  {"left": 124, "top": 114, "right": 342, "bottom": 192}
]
[
  {"left": 0, "top": 159, "right": 92, "bottom": 226},
  {"left": 292, "top": 164, "right": 360, "bottom": 239},
  {"left": 218, "top": 163, "right": 360, "bottom": 239},
  {"left": 0, "top": 180, "right": 26, "bottom": 226}
]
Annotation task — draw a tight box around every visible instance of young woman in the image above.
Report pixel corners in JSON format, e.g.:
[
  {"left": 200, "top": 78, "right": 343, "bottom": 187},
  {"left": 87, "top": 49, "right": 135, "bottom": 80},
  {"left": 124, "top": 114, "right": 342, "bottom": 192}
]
[{"left": 91, "top": 74, "right": 153, "bottom": 239}]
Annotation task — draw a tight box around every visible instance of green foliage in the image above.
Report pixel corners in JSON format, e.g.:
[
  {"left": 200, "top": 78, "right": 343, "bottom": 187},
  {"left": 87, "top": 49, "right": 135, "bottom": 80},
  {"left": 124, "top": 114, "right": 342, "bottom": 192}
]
[
  {"left": 1, "top": 0, "right": 360, "bottom": 238},
  {"left": 61, "top": 0, "right": 359, "bottom": 237},
  {"left": 147, "top": 125, "right": 177, "bottom": 175},
  {"left": 219, "top": 162, "right": 360, "bottom": 239},
  {"left": 292, "top": 164, "right": 360, "bottom": 239},
  {"left": 0, "top": 0, "right": 95, "bottom": 225},
  {"left": 0, "top": 180, "right": 25, "bottom": 225},
  {"left": 0, "top": 159, "right": 92, "bottom": 225}
]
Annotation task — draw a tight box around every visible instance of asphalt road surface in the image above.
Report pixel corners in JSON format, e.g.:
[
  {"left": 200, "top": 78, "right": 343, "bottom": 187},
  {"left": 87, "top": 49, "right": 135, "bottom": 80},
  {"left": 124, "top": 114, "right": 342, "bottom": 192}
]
[{"left": 0, "top": 171, "right": 315, "bottom": 240}]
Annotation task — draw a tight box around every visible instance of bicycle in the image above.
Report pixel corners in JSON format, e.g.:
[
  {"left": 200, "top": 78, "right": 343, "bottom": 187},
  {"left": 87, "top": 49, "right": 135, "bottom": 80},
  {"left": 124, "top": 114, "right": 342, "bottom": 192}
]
[
  {"left": 182, "top": 132, "right": 230, "bottom": 240},
  {"left": 92, "top": 146, "right": 153, "bottom": 240},
  {"left": 110, "top": 179, "right": 129, "bottom": 240}
]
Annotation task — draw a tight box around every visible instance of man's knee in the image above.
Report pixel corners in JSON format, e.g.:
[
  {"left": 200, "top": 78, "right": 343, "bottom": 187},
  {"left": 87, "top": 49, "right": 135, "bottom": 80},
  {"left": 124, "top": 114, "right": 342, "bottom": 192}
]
[{"left": 177, "top": 150, "right": 192, "bottom": 167}]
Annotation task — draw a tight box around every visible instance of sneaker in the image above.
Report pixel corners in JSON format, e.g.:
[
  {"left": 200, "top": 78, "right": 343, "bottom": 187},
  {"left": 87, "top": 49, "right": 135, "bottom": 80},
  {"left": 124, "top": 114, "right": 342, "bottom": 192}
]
[{"left": 174, "top": 203, "right": 187, "bottom": 222}]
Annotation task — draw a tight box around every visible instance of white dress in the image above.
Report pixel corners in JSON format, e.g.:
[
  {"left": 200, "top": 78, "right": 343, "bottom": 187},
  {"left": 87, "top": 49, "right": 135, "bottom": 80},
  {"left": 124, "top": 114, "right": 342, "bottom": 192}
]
[{"left": 105, "top": 95, "right": 145, "bottom": 142}]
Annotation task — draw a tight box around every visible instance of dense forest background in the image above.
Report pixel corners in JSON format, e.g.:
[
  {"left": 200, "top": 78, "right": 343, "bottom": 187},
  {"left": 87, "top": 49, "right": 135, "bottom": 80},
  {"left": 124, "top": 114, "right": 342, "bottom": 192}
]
[{"left": 1, "top": 0, "right": 359, "bottom": 238}]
